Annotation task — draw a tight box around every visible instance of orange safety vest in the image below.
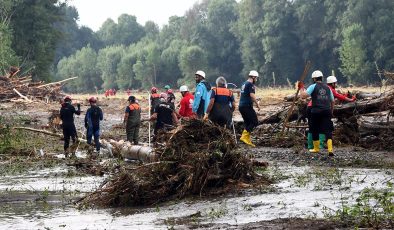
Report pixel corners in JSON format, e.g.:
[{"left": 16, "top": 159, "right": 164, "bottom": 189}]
[
  {"left": 151, "top": 93, "right": 160, "bottom": 98},
  {"left": 212, "top": 87, "right": 233, "bottom": 97},
  {"left": 129, "top": 103, "right": 141, "bottom": 111}
]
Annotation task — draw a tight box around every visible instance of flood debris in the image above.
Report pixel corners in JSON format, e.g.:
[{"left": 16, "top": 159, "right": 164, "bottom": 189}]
[
  {"left": 79, "top": 120, "right": 270, "bottom": 207},
  {"left": 0, "top": 66, "right": 76, "bottom": 102},
  {"left": 249, "top": 89, "right": 394, "bottom": 150}
]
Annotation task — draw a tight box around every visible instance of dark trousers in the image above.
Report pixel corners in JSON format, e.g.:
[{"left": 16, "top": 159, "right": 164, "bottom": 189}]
[
  {"left": 87, "top": 127, "right": 100, "bottom": 151},
  {"left": 310, "top": 110, "right": 333, "bottom": 141},
  {"left": 63, "top": 125, "right": 77, "bottom": 151},
  {"left": 209, "top": 104, "right": 232, "bottom": 128},
  {"left": 126, "top": 124, "right": 140, "bottom": 145},
  {"left": 239, "top": 106, "right": 258, "bottom": 132}
]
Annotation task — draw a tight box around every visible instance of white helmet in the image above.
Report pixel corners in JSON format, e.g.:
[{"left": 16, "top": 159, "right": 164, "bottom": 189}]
[
  {"left": 179, "top": 85, "right": 189, "bottom": 92},
  {"left": 326, "top": 76, "right": 337, "bottom": 84},
  {"left": 195, "top": 70, "right": 206, "bottom": 78},
  {"left": 249, "top": 70, "right": 259, "bottom": 77},
  {"left": 311, "top": 70, "right": 323, "bottom": 79}
]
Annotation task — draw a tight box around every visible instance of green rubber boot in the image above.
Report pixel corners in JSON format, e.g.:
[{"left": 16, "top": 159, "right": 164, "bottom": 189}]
[
  {"left": 319, "top": 134, "right": 326, "bottom": 149},
  {"left": 307, "top": 132, "right": 313, "bottom": 149}
]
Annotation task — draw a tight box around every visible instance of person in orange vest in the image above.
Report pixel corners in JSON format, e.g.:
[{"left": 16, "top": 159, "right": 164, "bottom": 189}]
[
  {"left": 178, "top": 85, "right": 194, "bottom": 118},
  {"left": 123, "top": 96, "right": 141, "bottom": 145},
  {"left": 150, "top": 87, "right": 161, "bottom": 115},
  {"left": 204, "top": 76, "right": 235, "bottom": 128}
]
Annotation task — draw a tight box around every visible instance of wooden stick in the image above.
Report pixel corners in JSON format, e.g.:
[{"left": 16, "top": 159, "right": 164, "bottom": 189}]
[
  {"left": 12, "top": 88, "right": 32, "bottom": 102},
  {"left": 281, "top": 61, "right": 311, "bottom": 134},
  {"left": 37, "top": 77, "right": 78, "bottom": 88},
  {"left": 13, "top": 127, "right": 87, "bottom": 142}
]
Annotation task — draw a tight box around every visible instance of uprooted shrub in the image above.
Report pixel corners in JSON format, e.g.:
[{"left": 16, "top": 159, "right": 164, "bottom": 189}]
[{"left": 80, "top": 120, "right": 270, "bottom": 207}]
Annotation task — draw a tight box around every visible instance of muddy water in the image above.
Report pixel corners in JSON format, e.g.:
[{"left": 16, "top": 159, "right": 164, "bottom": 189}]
[{"left": 0, "top": 165, "right": 392, "bottom": 229}]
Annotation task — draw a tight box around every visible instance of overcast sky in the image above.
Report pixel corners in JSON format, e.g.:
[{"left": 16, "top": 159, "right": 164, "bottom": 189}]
[{"left": 68, "top": 0, "right": 199, "bottom": 31}]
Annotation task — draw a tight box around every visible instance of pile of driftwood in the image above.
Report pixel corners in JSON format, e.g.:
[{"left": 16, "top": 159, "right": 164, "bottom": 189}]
[
  {"left": 255, "top": 89, "right": 394, "bottom": 150},
  {"left": 0, "top": 67, "right": 75, "bottom": 102},
  {"left": 79, "top": 120, "right": 270, "bottom": 207}
]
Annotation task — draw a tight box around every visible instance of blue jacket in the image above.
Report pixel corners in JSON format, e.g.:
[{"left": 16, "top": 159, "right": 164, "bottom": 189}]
[{"left": 192, "top": 81, "right": 211, "bottom": 113}]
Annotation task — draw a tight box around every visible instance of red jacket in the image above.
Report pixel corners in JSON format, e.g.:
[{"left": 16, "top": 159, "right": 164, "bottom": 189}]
[
  {"left": 179, "top": 92, "right": 194, "bottom": 117},
  {"left": 327, "top": 85, "right": 348, "bottom": 101}
]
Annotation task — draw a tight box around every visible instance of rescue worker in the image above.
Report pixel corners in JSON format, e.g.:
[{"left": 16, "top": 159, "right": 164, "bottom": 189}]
[
  {"left": 239, "top": 70, "right": 260, "bottom": 147},
  {"left": 60, "top": 96, "right": 81, "bottom": 157},
  {"left": 192, "top": 70, "right": 211, "bottom": 118},
  {"left": 168, "top": 90, "right": 176, "bottom": 109},
  {"left": 178, "top": 85, "right": 194, "bottom": 118},
  {"left": 306, "top": 100, "right": 326, "bottom": 150},
  {"left": 150, "top": 93, "right": 178, "bottom": 135},
  {"left": 306, "top": 75, "right": 356, "bottom": 150},
  {"left": 299, "top": 70, "right": 335, "bottom": 156},
  {"left": 123, "top": 96, "right": 141, "bottom": 145},
  {"left": 204, "top": 76, "right": 235, "bottom": 128},
  {"left": 85, "top": 97, "right": 103, "bottom": 152},
  {"left": 150, "top": 87, "right": 161, "bottom": 115},
  {"left": 326, "top": 76, "right": 356, "bottom": 103}
]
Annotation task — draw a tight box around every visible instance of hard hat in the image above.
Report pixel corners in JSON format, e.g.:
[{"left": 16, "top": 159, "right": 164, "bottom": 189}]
[
  {"left": 88, "top": 97, "right": 97, "bottom": 103},
  {"left": 195, "top": 70, "right": 206, "bottom": 78},
  {"left": 179, "top": 85, "right": 189, "bottom": 92},
  {"left": 164, "top": 85, "right": 171, "bottom": 90},
  {"left": 128, "top": 96, "right": 136, "bottom": 102},
  {"left": 248, "top": 70, "right": 259, "bottom": 77},
  {"left": 326, "top": 76, "right": 337, "bottom": 84},
  {"left": 167, "top": 89, "right": 173, "bottom": 94},
  {"left": 64, "top": 95, "right": 72, "bottom": 101},
  {"left": 151, "top": 87, "right": 157, "bottom": 93},
  {"left": 311, "top": 70, "right": 323, "bottom": 79}
]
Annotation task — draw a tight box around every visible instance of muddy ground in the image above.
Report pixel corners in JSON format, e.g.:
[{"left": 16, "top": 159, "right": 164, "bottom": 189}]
[{"left": 0, "top": 92, "right": 393, "bottom": 229}]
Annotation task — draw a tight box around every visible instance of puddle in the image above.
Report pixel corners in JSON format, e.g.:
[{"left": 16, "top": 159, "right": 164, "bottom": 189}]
[{"left": 0, "top": 166, "right": 392, "bottom": 229}]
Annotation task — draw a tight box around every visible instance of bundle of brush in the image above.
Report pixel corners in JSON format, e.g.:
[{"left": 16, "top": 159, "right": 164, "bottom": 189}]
[{"left": 80, "top": 119, "right": 263, "bottom": 208}]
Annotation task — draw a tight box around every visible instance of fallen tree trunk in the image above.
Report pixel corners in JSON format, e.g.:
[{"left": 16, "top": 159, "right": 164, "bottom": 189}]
[{"left": 12, "top": 127, "right": 157, "bottom": 162}]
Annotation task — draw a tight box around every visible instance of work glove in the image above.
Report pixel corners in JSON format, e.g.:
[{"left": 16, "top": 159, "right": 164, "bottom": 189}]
[
  {"left": 203, "top": 113, "right": 209, "bottom": 121},
  {"left": 297, "top": 81, "right": 304, "bottom": 90}
]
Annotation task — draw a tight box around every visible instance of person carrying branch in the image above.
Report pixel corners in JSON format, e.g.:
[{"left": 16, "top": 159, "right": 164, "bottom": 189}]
[
  {"left": 299, "top": 70, "right": 335, "bottom": 156},
  {"left": 85, "top": 97, "right": 103, "bottom": 153},
  {"left": 239, "top": 70, "right": 260, "bottom": 147},
  {"left": 123, "top": 96, "right": 141, "bottom": 145},
  {"left": 204, "top": 76, "right": 235, "bottom": 128},
  {"left": 60, "top": 95, "right": 80, "bottom": 157}
]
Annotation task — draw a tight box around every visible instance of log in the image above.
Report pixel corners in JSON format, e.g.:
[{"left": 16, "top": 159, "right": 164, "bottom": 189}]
[
  {"left": 13, "top": 88, "right": 32, "bottom": 102},
  {"left": 12, "top": 127, "right": 157, "bottom": 162},
  {"left": 37, "top": 76, "right": 78, "bottom": 88}
]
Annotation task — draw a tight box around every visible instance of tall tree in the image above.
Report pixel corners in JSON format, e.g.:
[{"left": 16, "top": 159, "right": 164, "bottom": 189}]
[
  {"left": 0, "top": 0, "right": 19, "bottom": 72},
  {"left": 10, "top": 0, "right": 65, "bottom": 81}
]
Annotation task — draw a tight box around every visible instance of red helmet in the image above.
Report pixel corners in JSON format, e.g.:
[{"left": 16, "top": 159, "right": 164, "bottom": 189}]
[
  {"left": 89, "top": 97, "right": 97, "bottom": 103},
  {"left": 151, "top": 87, "right": 157, "bottom": 93},
  {"left": 64, "top": 95, "right": 72, "bottom": 102},
  {"left": 167, "top": 89, "right": 173, "bottom": 94}
]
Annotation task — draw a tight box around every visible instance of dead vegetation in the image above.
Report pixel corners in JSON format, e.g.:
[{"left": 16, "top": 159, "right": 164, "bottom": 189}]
[{"left": 79, "top": 120, "right": 270, "bottom": 207}]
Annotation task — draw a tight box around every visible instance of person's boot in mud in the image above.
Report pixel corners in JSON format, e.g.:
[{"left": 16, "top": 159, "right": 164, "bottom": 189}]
[{"left": 239, "top": 70, "right": 260, "bottom": 147}]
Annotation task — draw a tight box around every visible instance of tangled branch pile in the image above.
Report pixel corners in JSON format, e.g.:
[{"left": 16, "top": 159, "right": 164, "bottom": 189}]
[
  {"left": 0, "top": 70, "right": 68, "bottom": 102},
  {"left": 80, "top": 120, "right": 268, "bottom": 207}
]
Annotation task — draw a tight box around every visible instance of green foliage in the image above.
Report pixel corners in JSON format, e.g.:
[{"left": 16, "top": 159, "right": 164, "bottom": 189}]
[
  {"left": 5, "top": 0, "right": 394, "bottom": 90},
  {"left": 178, "top": 45, "right": 208, "bottom": 86},
  {"left": 323, "top": 184, "right": 394, "bottom": 229}
]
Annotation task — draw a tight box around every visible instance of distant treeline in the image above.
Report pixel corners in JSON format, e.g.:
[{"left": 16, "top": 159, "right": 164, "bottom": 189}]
[{"left": 1, "top": 0, "right": 394, "bottom": 92}]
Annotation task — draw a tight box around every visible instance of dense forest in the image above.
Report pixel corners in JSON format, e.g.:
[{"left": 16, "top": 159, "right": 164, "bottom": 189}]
[{"left": 1, "top": 0, "right": 394, "bottom": 92}]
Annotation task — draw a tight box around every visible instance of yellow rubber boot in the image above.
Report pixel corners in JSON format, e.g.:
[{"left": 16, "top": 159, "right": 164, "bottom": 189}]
[
  {"left": 309, "top": 140, "right": 320, "bottom": 153},
  {"left": 327, "top": 139, "right": 334, "bottom": 156},
  {"left": 239, "top": 129, "right": 248, "bottom": 144},
  {"left": 242, "top": 131, "right": 256, "bottom": 147}
]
